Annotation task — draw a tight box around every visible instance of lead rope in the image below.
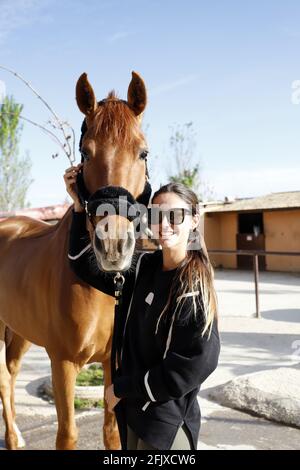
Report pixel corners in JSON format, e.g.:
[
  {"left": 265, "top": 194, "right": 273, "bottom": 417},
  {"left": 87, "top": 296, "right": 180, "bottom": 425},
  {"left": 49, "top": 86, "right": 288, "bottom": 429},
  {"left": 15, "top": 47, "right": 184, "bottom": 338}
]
[{"left": 111, "top": 272, "right": 125, "bottom": 380}]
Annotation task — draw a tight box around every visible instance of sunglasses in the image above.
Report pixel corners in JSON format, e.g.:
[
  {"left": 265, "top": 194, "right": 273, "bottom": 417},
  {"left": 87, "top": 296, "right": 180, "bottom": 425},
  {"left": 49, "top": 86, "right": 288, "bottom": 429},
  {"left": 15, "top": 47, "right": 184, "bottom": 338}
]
[{"left": 147, "top": 207, "right": 192, "bottom": 225}]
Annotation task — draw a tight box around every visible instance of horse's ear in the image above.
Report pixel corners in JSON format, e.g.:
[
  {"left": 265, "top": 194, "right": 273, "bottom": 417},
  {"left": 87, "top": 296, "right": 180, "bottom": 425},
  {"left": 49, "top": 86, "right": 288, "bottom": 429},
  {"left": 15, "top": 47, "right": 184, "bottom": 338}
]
[
  {"left": 76, "top": 73, "right": 97, "bottom": 116},
  {"left": 127, "top": 71, "right": 147, "bottom": 116}
]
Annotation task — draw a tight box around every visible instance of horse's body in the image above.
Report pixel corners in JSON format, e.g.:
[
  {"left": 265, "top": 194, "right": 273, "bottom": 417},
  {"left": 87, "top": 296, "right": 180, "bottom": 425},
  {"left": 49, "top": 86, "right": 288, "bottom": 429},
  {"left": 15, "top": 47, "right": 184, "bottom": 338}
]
[{"left": 0, "top": 71, "right": 148, "bottom": 449}]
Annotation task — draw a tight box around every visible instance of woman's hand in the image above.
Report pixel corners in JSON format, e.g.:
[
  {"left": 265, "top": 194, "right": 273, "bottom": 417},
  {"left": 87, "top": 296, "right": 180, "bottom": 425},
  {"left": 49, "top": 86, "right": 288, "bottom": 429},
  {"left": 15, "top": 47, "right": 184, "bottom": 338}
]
[
  {"left": 105, "top": 384, "right": 121, "bottom": 413},
  {"left": 63, "top": 163, "right": 84, "bottom": 212}
]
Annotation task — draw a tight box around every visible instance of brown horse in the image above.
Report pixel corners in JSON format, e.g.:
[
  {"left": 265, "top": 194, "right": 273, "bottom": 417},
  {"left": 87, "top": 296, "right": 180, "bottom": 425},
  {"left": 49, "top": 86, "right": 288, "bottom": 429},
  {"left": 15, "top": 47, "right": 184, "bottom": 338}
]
[{"left": 0, "top": 71, "right": 148, "bottom": 450}]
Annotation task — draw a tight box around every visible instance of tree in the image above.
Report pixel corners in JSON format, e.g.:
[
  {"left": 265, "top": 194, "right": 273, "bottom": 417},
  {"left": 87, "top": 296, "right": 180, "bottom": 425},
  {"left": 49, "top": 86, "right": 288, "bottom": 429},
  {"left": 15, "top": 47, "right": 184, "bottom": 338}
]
[
  {"left": 0, "top": 95, "right": 33, "bottom": 211},
  {"left": 167, "top": 122, "right": 214, "bottom": 201}
]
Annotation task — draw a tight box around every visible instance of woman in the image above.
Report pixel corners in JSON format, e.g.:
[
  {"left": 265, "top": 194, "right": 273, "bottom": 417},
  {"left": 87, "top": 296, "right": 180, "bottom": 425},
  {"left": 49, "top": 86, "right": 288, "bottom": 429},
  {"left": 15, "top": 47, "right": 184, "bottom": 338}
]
[{"left": 64, "top": 164, "right": 220, "bottom": 450}]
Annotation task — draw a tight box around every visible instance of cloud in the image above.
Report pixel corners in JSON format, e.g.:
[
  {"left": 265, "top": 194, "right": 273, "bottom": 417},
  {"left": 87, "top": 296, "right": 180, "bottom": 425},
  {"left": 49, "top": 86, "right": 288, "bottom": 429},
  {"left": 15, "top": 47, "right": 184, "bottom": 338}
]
[
  {"left": 107, "top": 31, "right": 134, "bottom": 43},
  {"left": 149, "top": 74, "right": 199, "bottom": 97},
  {"left": 0, "top": 0, "right": 51, "bottom": 46}
]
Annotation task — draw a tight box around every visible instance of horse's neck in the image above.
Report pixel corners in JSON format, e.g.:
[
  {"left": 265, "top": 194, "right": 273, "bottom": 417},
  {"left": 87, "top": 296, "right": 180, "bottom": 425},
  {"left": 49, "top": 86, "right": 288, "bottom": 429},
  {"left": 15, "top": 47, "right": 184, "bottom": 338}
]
[
  {"left": 42, "top": 205, "right": 82, "bottom": 264},
  {"left": 20, "top": 206, "right": 72, "bottom": 242}
]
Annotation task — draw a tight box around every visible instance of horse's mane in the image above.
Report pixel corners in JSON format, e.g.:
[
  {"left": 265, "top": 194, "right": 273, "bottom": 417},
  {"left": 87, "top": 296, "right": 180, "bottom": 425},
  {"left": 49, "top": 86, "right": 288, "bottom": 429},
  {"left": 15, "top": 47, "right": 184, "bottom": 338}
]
[{"left": 90, "top": 91, "right": 143, "bottom": 147}]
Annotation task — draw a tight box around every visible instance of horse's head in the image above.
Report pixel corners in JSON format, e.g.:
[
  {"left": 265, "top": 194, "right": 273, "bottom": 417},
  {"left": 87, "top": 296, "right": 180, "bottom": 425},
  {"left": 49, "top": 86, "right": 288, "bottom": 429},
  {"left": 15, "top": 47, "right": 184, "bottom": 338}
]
[{"left": 75, "top": 71, "right": 149, "bottom": 272}]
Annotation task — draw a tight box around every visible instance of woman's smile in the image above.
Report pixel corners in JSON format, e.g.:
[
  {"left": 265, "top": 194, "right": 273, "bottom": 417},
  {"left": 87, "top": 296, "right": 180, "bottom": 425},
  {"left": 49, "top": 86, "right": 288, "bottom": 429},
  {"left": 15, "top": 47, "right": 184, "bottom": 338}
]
[{"left": 160, "top": 230, "right": 174, "bottom": 238}]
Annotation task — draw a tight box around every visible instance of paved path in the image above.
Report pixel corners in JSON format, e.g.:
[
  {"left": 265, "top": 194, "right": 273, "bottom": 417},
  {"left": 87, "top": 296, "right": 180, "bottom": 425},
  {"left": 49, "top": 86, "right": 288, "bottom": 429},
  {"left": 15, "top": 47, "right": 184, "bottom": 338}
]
[
  {"left": 1, "top": 269, "right": 300, "bottom": 450},
  {"left": 1, "top": 406, "right": 300, "bottom": 450}
]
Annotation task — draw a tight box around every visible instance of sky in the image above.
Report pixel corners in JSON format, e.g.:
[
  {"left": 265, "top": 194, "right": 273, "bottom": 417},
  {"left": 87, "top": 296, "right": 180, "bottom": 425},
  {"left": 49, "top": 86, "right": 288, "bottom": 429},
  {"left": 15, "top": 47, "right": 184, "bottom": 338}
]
[{"left": 0, "top": 0, "right": 300, "bottom": 208}]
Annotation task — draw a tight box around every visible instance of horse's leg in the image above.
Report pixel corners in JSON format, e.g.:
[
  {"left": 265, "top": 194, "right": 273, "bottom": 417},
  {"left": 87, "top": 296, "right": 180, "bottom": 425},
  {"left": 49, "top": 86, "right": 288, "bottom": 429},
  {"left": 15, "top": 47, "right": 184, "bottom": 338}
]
[
  {"left": 0, "top": 321, "right": 18, "bottom": 449},
  {"left": 50, "top": 357, "right": 79, "bottom": 450},
  {"left": 102, "top": 359, "right": 121, "bottom": 450},
  {"left": 6, "top": 332, "right": 31, "bottom": 448}
]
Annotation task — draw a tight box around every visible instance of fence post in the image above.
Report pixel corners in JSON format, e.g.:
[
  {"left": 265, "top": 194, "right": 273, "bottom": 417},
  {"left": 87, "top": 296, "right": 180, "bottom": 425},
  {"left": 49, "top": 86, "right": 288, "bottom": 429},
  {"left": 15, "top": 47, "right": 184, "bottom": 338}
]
[{"left": 253, "top": 254, "right": 260, "bottom": 318}]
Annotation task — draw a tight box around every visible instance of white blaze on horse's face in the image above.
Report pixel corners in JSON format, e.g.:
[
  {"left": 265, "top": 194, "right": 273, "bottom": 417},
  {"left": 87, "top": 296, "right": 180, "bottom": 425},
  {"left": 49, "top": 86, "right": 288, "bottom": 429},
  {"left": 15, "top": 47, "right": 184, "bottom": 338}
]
[
  {"left": 92, "top": 215, "right": 135, "bottom": 272},
  {"left": 76, "top": 71, "right": 148, "bottom": 272}
]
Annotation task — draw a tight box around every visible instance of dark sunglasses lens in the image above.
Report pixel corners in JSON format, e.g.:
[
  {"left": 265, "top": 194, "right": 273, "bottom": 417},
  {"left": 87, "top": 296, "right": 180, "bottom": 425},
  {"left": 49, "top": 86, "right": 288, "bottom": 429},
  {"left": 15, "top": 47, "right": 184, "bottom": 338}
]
[
  {"left": 169, "top": 209, "right": 184, "bottom": 225},
  {"left": 148, "top": 208, "right": 187, "bottom": 225}
]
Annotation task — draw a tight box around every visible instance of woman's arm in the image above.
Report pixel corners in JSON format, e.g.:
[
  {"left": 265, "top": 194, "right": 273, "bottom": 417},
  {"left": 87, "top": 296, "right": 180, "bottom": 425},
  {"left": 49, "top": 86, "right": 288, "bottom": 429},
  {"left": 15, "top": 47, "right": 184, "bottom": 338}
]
[{"left": 113, "top": 315, "right": 220, "bottom": 402}]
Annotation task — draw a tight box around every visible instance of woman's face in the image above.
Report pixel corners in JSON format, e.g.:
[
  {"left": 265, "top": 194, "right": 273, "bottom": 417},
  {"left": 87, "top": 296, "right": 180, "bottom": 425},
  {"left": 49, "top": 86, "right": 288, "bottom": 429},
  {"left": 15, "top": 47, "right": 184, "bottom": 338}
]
[{"left": 151, "top": 192, "right": 199, "bottom": 250}]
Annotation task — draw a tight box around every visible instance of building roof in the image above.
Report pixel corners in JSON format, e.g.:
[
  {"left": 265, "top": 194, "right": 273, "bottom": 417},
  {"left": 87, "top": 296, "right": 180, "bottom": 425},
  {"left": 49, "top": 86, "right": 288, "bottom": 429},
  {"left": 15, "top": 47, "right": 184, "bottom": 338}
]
[
  {"left": 203, "top": 191, "right": 300, "bottom": 213},
  {"left": 0, "top": 203, "right": 71, "bottom": 222}
]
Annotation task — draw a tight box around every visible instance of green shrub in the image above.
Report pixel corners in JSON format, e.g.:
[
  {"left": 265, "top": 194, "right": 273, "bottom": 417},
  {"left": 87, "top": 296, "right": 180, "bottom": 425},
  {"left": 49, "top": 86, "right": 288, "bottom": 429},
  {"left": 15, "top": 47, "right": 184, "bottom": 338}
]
[
  {"left": 74, "top": 398, "right": 104, "bottom": 410},
  {"left": 76, "top": 365, "right": 104, "bottom": 386}
]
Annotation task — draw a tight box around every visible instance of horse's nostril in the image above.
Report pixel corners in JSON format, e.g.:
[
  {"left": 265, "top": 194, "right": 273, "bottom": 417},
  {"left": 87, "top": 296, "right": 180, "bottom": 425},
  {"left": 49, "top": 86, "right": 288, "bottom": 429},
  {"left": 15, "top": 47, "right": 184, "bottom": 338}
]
[
  {"left": 128, "top": 230, "right": 134, "bottom": 240},
  {"left": 116, "top": 234, "right": 133, "bottom": 255},
  {"left": 126, "top": 234, "right": 133, "bottom": 251},
  {"left": 117, "top": 239, "right": 124, "bottom": 254}
]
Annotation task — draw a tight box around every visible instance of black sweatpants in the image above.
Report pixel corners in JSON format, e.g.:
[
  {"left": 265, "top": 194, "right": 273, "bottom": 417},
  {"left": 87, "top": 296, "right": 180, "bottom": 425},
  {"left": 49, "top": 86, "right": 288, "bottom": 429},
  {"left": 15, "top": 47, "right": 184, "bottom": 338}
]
[{"left": 127, "top": 424, "right": 193, "bottom": 450}]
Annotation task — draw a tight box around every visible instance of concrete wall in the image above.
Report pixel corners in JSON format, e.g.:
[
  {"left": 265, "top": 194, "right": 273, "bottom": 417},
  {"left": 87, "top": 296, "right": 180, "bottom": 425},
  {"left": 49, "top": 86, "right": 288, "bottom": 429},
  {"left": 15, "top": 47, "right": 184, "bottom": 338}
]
[{"left": 264, "top": 209, "right": 300, "bottom": 272}]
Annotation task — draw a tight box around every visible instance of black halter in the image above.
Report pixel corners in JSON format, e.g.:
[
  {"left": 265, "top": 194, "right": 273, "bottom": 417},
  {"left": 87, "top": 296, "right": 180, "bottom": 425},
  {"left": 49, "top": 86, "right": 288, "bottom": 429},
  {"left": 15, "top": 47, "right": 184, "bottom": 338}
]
[{"left": 76, "top": 113, "right": 152, "bottom": 216}]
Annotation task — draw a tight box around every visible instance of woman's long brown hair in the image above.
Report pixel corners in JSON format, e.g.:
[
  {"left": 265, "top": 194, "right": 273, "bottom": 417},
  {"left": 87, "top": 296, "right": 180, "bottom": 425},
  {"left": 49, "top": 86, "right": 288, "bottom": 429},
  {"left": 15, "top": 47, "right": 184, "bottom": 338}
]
[{"left": 152, "top": 182, "right": 218, "bottom": 337}]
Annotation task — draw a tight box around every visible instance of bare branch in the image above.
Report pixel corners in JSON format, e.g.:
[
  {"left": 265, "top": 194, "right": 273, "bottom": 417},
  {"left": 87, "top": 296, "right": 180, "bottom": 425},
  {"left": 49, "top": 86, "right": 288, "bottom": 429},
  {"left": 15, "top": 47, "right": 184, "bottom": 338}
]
[
  {"left": 0, "top": 111, "right": 75, "bottom": 165},
  {"left": 0, "top": 65, "right": 76, "bottom": 163}
]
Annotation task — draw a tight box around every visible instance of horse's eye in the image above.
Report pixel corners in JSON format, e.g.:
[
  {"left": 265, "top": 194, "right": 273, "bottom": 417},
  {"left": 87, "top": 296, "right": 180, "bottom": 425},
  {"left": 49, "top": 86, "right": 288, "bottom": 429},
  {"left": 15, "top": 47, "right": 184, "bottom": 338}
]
[
  {"left": 81, "top": 150, "right": 90, "bottom": 161},
  {"left": 139, "top": 149, "right": 149, "bottom": 160}
]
